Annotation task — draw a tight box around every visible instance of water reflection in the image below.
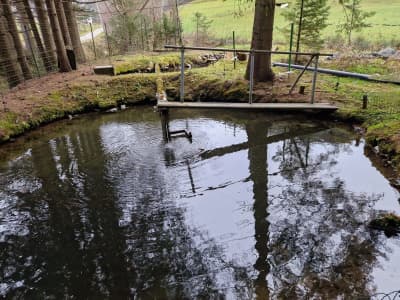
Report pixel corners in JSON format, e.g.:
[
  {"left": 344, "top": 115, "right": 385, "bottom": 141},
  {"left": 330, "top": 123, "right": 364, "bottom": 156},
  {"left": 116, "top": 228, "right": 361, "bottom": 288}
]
[{"left": 0, "top": 108, "right": 399, "bottom": 299}]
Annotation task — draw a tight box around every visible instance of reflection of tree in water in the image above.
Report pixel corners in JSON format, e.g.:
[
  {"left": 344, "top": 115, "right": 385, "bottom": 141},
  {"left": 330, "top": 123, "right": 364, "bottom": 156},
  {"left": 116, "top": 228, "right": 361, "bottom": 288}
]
[
  {"left": 265, "top": 126, "right": 381, "bottom": 298},
  {"left": 0, "top": 125, "right": 247, "bottom": 298},
  {"left": 0, "top": 116, "right": 392, "bottom": 299}
]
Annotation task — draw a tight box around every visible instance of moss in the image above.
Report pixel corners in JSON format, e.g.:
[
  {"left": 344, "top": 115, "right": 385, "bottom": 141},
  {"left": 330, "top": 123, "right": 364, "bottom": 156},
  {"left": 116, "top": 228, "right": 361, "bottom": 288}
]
[
  {"left": 113, "top": 53, "right": 205, "bottom": 75},
  {"left": 0, "top": 73, "right": 159, "bottom": 143},
  {"left": 370, "top": 213, "right": 400, "bottom": 237}
]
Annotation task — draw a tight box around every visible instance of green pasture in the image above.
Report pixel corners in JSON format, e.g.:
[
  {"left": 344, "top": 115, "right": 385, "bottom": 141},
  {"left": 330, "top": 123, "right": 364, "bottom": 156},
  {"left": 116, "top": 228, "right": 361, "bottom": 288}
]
[{"left": 179, "top": 0, "right": 400, "bottom": 47}]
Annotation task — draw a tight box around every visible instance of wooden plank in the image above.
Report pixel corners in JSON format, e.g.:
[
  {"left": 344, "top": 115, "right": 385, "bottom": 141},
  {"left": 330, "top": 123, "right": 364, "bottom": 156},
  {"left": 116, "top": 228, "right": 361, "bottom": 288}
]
[{"left": 157, "top": 101, "right": 338, "bottom": 112}]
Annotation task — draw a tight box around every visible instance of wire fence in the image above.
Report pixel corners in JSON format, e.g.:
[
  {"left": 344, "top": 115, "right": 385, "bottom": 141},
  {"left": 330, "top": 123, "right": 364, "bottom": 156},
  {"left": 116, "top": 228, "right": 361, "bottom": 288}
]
[{"left": 0, "top": 25, "right": 59, "bottom": 92}]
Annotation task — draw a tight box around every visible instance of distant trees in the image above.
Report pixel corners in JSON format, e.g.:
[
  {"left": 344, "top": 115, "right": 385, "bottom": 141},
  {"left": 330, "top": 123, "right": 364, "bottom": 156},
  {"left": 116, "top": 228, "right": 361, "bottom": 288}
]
[
  {"left": 108, "top": 9, "right": 180, "bottom": 53},
  {"left": 338, "top": 0, "right": 375, "bottom": 45},
  {"left": 282, "top": 0, "right": 330, "bottom": 52},
  {"left": 0, "top": 0, "right": 86, "bottom": 88},
  {"left": 193, "top": 12, "right": 212, "bottom": 45}
]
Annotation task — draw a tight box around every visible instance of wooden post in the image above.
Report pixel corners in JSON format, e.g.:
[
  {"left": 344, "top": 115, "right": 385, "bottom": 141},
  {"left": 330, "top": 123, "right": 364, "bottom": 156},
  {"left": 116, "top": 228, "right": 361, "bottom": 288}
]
[
  {"left": 362, "top": 94, "right": 368, "bottom": 109},
  {"left": 233, "top": 31, "right": 236, "bottom": 70},
  {"left": 89, "top": 21, "right": 97, "bottom": 59},
  {"left": 104, "top": 23, "right": 112, "bottom": 57},
  {"left": 311, "top": 54, "right": 319, "bottom": 104},
  {"left": 180, "top": 47, "right": 185, "bottom": 102}
]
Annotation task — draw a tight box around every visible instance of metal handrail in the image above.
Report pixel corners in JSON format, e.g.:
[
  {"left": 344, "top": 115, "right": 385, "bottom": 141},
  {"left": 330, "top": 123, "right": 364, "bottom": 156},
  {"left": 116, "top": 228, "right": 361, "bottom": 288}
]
[
  {"left": 165, "top": 45, "right": 333, "bottom": 104},
  {"left": 164, "top": 45, "right": 333, "bottom": 57}
]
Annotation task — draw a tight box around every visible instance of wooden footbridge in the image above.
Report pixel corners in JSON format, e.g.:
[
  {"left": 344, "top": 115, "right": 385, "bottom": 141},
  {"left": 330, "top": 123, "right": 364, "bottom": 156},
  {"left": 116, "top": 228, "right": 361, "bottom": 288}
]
[{"left": 157, "top": 45, "right": 338, "bottom": 113}]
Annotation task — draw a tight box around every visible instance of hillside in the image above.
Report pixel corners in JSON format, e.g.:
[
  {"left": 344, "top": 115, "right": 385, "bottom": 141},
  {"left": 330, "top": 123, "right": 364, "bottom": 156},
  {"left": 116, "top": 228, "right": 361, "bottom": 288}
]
[{"left": 179, "top": 0, "right": 400, "bottom": 48}]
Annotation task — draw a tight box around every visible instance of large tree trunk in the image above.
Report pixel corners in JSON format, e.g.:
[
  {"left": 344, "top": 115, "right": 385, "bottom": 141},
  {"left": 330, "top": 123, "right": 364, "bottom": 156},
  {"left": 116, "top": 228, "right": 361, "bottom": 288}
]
[
  {"left": 245, "top": 0, "right": 275, "bottom": 82},
  {"left": 63, "top": 1, "right": 86, "bottom": 63},
  {"left": 54, "top": 0, "right": 72, "bottom": 48},
  {"left": 0, "top": 12, "right": 24, "bottom": 87},
  {"left": 1, "top": 0, "right": 33, "bottom": 80},
  {"left": 34, "top": 0, "right": 58, "bottom": 68},
  {"left": 22, "top": 0, "right": 54, "bottom": 72},
  {"left": 45, "top": 0, "right": 72, "bottom": 72}
]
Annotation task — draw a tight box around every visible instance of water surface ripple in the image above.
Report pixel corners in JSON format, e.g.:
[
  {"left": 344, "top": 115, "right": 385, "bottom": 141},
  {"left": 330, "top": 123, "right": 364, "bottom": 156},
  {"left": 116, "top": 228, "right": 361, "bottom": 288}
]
[{"left": 0, "top": 108, "right": 399, "bottom": 299}]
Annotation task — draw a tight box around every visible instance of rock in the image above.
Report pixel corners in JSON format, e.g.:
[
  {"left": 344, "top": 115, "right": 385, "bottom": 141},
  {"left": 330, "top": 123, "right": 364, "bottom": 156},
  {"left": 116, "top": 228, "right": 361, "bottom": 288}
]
[
  {"left": 237, "top": 53, "right": 247, "bottom": 61},
  {"left": 353, "top": 126, "right": 365, "bottom": 135},
  {"left": 370, "top": 213, "right": 400, "bottom": 237},
  {"left": 326, "top": 53, "right": 340, "bottom": 60},
  {"left": 373, "top": 47, "right": 396, "bottom": 58},
  {"left": 106, "top": 108, "right": 118, "bottom": 113},
  {"left": 392, "top": 50, "right": 400, "bottom": 60}
]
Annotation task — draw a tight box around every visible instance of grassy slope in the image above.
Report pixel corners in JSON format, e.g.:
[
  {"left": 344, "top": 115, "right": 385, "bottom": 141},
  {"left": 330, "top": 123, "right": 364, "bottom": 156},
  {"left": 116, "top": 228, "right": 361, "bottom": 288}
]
[{"left": 180, "top": 0, "right": 400, "bottom": 45}]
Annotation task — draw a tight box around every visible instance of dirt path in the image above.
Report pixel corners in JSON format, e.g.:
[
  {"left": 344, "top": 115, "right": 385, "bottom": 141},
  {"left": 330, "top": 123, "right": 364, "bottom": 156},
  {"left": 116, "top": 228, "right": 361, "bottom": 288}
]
[{"left": 80, "top": 27, "right": 104, "bottom": 42}]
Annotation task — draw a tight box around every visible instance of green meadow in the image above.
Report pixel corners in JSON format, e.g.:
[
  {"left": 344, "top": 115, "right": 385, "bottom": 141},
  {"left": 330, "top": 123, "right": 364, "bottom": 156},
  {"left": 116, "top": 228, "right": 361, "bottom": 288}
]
[{"left": 179, "top": 0, "right": 400, "bottom": 47}]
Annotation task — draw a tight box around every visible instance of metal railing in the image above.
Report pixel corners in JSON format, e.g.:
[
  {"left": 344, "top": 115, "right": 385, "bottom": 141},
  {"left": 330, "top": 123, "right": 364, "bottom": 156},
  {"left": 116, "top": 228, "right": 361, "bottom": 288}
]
[{"left": 165, "top": 45, "right": 333, "bottom": 104}]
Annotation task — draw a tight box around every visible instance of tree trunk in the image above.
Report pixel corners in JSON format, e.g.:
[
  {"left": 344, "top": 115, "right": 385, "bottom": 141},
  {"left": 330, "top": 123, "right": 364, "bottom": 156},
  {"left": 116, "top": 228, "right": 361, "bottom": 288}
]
[
  {"left": 0, "top": 12, "right": 24, "bottom": 87},
  {"left": 294, "top": 0, "right": 304, "bottom": 63},
  {"left": 34, "top": 0, "right": 58, "bottom": 68},
  {"left": 1, "top": 0, "right": 33, "bottom": 80},
  {"left": 54, "top": 0, "right": 72, "bottom": 48},
  {"left": 63, "top": 1, "right": 86, "bottom": 63},
  {"left": 45, "top": 0, "right": 72, "bottom": 72},
  {"left": 245, "top": 0, "right": 275, "bottom": 82},
  {"left": 14, "top": 0, "right": 35, "bottom": 50},
  {"left": 22, "top": 0, "right": 54, "bottom": 72}
]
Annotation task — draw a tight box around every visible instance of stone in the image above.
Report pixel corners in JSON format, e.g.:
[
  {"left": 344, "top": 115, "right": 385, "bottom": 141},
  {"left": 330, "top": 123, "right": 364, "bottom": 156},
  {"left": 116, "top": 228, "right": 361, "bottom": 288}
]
[{"left": 374, "top": 47, "right": 396, "bottom": 58}]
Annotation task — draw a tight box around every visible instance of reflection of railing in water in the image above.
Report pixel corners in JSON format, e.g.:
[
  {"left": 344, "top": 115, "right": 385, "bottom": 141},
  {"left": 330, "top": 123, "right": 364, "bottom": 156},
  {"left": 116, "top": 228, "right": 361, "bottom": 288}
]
[
  {"left": 164, "top": 45, "right": 333, "bottom": 104},
  {"left": 159, "top": 109, "right": 192, "bottom": 143},
  {"left": 372, "top": 290, "right": 400, "bottom": 300}
]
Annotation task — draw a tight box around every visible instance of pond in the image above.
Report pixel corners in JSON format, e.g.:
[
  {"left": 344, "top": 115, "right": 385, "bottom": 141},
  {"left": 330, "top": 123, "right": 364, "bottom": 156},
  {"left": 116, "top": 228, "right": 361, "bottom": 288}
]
[{"left": 0, "top": 107, "right": 399, "bottom": 299}]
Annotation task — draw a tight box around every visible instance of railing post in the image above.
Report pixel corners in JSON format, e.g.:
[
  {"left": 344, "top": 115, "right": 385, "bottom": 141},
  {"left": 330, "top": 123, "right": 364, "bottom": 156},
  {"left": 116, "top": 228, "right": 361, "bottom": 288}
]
[
  {"left": 180, "top": 46, "right": 185, "bottom": 103},
  {"left": 249, "top": 50, "right": 255, "bottom": 104},
  {"left": 233, "top": 31, "right": 236, "bottom": 70},
  {"left": 311, "top": 54, "right": 319, "bottom": 104},
  {"left": 288, "top": 23, "right": 294, "bottom": 72}
]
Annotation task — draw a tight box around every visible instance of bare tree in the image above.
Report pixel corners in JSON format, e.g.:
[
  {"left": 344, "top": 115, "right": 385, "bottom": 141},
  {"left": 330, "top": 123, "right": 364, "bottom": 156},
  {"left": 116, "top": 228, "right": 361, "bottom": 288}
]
[
  {"left": 45, "top": 0, "right": 72, "bottom": 72},
  {"left": 14, "top": 0, "right": 35, "bottom": 50},
  {"left": 34, "top": 0, "right": 58, "bottom": 68},
  {"left": 21, "top": 0, "right": 55, "bottom": 72},
  {"left": 1, "top": 0, "right": 33, "bottom": 79},
  {"left": 63, "top": 1, "right": 86, "bottom": 63},
  {"left": 55, "top": 0, "right": 72, "bottom": 48},
  {"left": 245, "top": 0, "right": 276, "bottom": 82}
]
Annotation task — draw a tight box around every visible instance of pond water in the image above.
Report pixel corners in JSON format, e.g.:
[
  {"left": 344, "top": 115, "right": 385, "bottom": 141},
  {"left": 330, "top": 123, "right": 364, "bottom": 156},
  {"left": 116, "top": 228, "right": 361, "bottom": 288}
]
[{"left": 0, "top": 107, "right": 399, "bottom": 299}]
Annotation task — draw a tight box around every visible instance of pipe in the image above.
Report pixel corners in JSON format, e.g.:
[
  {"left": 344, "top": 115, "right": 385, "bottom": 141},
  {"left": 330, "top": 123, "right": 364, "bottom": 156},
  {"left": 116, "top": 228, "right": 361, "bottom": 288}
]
[{"left": 273, "top": 62, "right": 400, "bottom": 85}]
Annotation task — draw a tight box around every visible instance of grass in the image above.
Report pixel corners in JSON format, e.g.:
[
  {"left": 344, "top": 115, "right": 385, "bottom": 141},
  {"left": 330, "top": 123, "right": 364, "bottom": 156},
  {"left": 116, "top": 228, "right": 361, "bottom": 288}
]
[
  {"left": 179, "top": 0, "right": 400, "bottom": 47},
  {"left": 112, "top": 53, "right": 205, "bottom": 75}
]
